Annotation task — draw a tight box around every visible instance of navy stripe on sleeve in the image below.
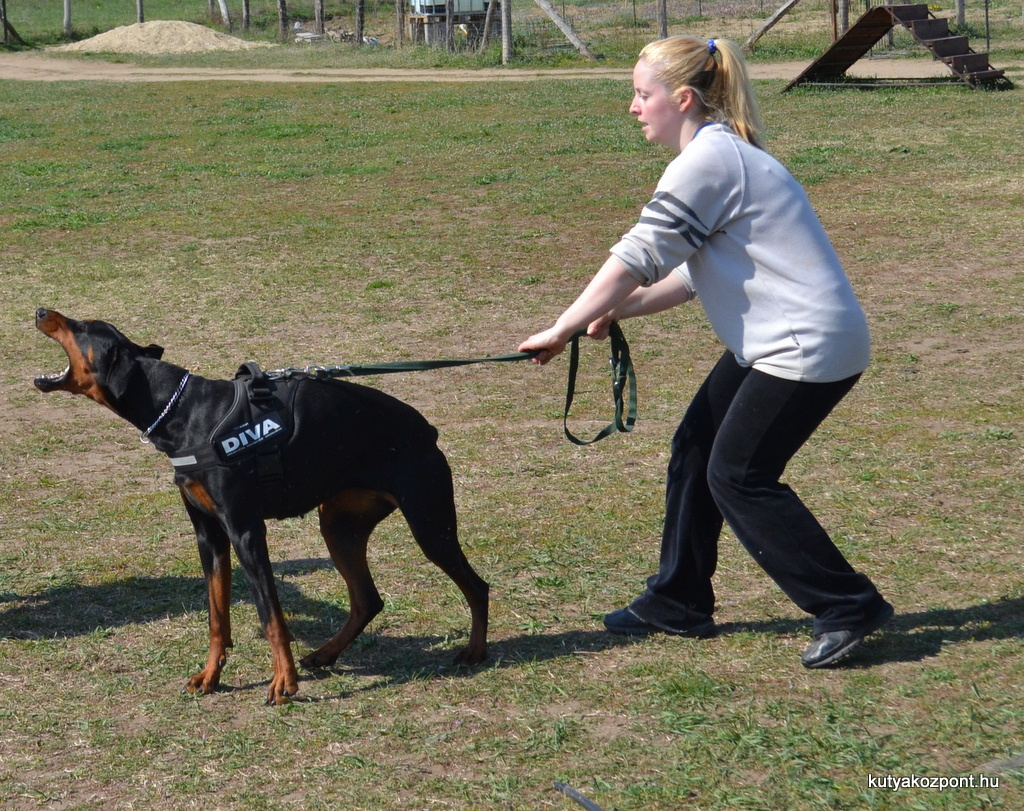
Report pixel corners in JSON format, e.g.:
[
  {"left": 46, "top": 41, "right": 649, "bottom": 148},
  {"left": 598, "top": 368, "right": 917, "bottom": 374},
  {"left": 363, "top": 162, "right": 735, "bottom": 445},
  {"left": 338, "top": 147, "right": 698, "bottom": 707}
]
[{"left": 638, "top": 191, "right": 709, "bottom": 251}]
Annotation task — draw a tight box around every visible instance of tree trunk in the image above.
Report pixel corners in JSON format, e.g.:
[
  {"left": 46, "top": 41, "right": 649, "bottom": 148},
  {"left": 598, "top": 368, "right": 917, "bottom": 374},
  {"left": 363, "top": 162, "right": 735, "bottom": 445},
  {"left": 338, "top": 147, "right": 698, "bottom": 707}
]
[
  {"left": 955, "top": 0, "right": 966, "bottom": 26},
  {"left": 242, "top": 0, "right": 251, "bottom": 31},
  {"left": 216, "top": 0, "right": 232, "bottom": 31},
  {"left": 656, "top": 0, "right": 667, "bottom": 38},
  {"left": 63, "top": 0, "right": 72, "bottom": 38},
  {"left": 356, "top": 0, "right": 365, "bottom": 44},
  {"left": 137, "top": 0, "right": 144, "bottom": 24},
  {"left": 315, "top": 0, "right": 325, "bottom": 34}
]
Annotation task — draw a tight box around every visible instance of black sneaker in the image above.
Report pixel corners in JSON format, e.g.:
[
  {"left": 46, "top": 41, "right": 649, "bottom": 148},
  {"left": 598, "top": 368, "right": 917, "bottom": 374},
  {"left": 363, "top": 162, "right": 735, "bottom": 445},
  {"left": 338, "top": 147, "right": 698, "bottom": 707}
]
[
  {"left": 603, "top": 607, "right": 715, "bottom": 638},
  {"left": 801, "top": 601, "right": 894, "bottom": 669}
]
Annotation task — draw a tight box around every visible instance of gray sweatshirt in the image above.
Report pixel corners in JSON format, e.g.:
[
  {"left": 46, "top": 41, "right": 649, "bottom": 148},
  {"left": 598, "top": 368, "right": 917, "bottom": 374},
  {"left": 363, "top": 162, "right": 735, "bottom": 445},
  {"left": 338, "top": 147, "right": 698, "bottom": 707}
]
[{"left": 610, "top": 123, "right": 870, "bottom": 383}]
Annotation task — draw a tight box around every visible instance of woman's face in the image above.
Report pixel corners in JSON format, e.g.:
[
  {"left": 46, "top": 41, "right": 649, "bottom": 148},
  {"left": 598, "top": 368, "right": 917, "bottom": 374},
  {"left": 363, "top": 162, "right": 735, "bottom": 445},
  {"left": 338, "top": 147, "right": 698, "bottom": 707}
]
[{"left": 629, "top": 58, "right": 687, "bottom": 151}]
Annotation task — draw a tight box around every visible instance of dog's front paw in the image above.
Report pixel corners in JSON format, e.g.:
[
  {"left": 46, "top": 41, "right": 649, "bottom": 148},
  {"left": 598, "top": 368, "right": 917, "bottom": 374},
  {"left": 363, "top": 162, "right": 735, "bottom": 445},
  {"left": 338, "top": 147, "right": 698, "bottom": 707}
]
[
  {"left": 183, "top": 669, "right": 220, "bottom": 696},
  {"left": 266, "top": 674, "right": 299, "bottom": 706},
  {"left": 183, "top": 650, "right": 228, "bottom": 697}
]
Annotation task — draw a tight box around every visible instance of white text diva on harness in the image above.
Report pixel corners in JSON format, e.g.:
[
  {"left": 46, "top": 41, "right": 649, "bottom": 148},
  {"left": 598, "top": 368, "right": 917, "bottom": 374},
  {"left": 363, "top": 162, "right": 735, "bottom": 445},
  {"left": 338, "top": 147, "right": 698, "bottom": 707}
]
[{"left": 216, "top": 413, "right": 285, "bottom": 461}]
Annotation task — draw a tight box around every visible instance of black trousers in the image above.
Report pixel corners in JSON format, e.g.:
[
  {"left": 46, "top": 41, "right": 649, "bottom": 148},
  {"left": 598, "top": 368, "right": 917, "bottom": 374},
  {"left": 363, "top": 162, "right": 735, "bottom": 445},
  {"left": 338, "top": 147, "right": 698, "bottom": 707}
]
[{"left": 630, "top": 352, "right": 888, "bottom": 636}]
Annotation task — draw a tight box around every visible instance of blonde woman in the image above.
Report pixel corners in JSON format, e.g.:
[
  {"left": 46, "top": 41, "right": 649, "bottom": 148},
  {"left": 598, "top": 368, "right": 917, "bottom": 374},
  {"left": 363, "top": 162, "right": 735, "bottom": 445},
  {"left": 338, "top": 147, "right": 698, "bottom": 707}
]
[{"left": 520, "top": 36, "right": 892, "bottom": 669}]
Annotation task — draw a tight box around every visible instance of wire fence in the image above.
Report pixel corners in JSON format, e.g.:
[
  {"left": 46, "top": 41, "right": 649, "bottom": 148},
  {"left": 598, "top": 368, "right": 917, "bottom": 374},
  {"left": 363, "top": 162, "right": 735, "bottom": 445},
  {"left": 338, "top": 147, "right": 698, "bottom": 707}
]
[
  {"left": 5, "top": 0, "right": 1022, "bottom": 56},
  {"left": 391, "top": 0, "right": 1024, "bottom": 58},
  {"left": 507, "top": 0, "right": 1024, "bottom": 60}
]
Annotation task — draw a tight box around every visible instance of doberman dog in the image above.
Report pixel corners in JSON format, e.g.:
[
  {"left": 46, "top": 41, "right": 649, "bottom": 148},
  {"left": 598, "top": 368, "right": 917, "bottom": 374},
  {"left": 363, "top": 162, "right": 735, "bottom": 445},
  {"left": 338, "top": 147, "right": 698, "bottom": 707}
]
[{"left": 33, "top": 308, "right": 488, "bottom": 704}]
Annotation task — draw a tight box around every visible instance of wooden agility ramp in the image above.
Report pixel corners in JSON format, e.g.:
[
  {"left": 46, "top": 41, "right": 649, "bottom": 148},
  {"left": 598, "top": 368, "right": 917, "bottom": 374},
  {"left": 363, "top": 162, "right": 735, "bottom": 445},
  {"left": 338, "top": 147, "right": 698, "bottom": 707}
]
[{"left": 784, "top": 3, "right": 1013, "bottom": 91}]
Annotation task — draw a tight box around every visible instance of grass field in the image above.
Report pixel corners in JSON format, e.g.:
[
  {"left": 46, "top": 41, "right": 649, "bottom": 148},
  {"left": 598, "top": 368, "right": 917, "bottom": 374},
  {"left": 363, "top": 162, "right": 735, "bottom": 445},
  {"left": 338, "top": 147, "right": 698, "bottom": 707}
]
[{"left": 2, "top": 32, "right": 1024, "bottom": 811}]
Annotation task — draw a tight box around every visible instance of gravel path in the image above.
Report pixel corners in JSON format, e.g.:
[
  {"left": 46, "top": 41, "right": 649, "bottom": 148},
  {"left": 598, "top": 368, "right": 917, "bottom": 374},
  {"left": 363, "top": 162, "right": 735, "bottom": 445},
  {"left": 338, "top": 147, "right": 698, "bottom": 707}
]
[{"left": 0, "top": 50, "right": 968, "bottom": 83}]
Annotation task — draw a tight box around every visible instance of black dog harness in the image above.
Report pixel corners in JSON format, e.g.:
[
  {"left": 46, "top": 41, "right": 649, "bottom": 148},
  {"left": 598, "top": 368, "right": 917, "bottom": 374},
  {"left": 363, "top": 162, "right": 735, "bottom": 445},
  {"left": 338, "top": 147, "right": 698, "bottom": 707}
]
[{"left": 168, "top": 363, "right": 298, "bottom": 512}]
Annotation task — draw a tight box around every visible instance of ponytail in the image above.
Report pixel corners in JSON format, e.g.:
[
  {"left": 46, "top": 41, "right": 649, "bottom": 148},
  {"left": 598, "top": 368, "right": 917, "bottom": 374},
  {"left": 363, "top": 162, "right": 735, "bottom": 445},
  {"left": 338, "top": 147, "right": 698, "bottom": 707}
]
[{"left": 639, "top": 36, "right": 766, "bottom": 150}]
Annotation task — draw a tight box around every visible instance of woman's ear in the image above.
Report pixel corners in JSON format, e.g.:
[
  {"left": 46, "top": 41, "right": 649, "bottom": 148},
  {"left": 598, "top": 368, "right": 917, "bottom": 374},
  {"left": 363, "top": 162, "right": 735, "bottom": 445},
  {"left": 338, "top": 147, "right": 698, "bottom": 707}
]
[{"left": 676, "top": 87, "right": 696, "bottom": 112}]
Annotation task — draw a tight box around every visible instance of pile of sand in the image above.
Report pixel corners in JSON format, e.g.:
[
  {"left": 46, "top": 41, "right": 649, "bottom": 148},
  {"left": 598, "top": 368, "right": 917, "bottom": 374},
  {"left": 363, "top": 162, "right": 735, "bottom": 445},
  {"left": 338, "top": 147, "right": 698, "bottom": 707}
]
[{"left": 52, "top": 20, "right": 275, "bottom": 55}]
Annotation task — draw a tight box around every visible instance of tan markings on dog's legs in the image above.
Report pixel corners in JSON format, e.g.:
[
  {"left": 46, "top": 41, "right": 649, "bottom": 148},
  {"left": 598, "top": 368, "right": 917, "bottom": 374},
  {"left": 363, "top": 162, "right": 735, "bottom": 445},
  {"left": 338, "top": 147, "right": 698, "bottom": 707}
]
[
  {"left": 185, "top": 548, "right": 233, "bottom": 696},
  {"left": 299, "top": 490, "right": 394, "bottom": 669},
  {"left": 264, "top": 612, "right": 299, "bottom": 705},
  {"left": 183, "top": 481, "right": 217, "bottom": 514}
]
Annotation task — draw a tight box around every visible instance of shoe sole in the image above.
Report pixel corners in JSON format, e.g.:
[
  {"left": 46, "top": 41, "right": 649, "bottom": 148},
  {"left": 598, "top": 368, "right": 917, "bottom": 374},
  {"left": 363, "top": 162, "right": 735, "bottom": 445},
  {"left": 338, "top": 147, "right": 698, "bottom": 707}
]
[
  {"left": 605, "top": 624, "right": 716, "bottom": 638},
  {"left": 804, "top": 635, "right": 864, "bottom": 669},
  {"left": 803, "top": 603, "right": 895, "bottom": 669},
  {"left": 604, "top": 610, "right": 715, "bottom": 639}
]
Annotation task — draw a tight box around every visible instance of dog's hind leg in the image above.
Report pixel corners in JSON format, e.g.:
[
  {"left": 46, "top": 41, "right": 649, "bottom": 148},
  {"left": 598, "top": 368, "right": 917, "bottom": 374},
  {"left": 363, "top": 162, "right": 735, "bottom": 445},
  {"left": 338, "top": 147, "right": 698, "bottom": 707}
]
[
  {"left": 396, "top": 453, "right": 489, "bottom": 666},
  {"left": 300, "top": 489, "right": 396, "bottom": 669}
]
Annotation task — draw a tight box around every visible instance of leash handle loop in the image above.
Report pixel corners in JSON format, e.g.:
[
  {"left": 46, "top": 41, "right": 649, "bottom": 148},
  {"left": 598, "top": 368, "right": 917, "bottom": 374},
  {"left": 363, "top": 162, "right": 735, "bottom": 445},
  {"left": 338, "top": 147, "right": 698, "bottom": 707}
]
[{"left": 562, "top": 321, "right": 637, "bottom": 446}]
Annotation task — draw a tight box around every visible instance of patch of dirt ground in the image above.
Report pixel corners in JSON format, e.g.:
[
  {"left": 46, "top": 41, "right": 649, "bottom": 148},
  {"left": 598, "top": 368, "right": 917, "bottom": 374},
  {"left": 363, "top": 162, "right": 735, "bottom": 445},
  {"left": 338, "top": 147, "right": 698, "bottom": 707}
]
[{"left": 0, "top": 49, "right": 975, "bottom": 83}]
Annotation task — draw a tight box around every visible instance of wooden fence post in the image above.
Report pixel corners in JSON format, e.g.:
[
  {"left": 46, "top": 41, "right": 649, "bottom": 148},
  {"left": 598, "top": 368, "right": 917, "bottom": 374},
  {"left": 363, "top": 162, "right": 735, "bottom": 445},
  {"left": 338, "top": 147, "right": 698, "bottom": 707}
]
[
  {"left": 501, "top": 0, "right": 512, "bottom": 64},
  {"left": 533, "top": 0, "right": 595, "bottom": 58}
]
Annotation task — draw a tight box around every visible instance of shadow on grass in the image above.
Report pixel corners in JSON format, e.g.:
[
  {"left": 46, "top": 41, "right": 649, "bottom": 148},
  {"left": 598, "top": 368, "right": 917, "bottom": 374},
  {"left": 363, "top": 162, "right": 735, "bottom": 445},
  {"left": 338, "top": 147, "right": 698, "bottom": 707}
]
[
  {"left": 0, "top": 574, "right": 207, "bottom": 639},
  {"left": 2, "top": 563, "right": 1022, "bottom": 695},
  {"left": 718, "top": 596, "right": 1024, "bottom": 667},
  {"left": 286, "top": 629, "right": 638, "bottom": 703}
]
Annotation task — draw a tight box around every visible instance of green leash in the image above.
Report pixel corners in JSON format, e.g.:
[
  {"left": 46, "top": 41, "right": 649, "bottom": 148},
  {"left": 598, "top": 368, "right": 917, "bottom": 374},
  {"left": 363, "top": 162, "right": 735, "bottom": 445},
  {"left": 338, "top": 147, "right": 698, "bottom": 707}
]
[
  {"left": 266, "top": 322, "right": 637, "bottom": 445},
  {"left": 561, "top": 321, "right": 637, "bottom": 445}
]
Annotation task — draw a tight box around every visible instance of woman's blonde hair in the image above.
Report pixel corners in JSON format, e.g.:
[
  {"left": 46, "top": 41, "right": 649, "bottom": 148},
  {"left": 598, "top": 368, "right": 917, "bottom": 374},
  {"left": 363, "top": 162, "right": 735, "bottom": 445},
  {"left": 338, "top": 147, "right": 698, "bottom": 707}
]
[{"left": 639, "top": 35, "right": 766, "bottom": 150}]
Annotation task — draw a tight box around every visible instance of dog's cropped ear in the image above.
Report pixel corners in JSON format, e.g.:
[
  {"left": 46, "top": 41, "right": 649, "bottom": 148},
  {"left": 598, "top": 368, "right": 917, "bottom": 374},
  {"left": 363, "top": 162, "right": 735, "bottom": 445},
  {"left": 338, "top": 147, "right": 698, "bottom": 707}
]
[{"left": 102, "top": 343, "right": 162, "bottom": 405}]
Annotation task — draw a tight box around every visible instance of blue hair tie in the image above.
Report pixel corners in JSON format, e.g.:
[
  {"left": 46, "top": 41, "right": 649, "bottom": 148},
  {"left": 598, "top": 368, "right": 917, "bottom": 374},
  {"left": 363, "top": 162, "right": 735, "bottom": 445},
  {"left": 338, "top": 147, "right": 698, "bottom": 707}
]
[{"left": 707, "top": 39, "right": 717, "bottom": 55}]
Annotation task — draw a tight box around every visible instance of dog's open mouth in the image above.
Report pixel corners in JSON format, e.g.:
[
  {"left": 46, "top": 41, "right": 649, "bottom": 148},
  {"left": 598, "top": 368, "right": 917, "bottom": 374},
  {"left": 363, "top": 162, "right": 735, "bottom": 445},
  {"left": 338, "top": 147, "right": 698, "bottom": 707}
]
[
  {"left": 34, "top": 363, "right": 71, "bottom": 392},
  {"left": 34, "top": 308, "right": 74, "bottom": 392}
]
